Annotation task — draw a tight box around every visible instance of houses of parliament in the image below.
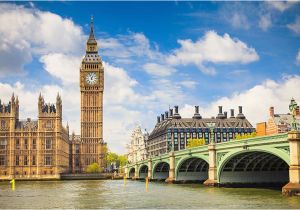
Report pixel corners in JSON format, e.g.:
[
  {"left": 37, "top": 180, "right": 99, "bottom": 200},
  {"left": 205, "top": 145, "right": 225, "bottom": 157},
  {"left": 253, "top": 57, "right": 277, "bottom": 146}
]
[{"left": 0, "top": 19, "right": 106, "bottom": 180}]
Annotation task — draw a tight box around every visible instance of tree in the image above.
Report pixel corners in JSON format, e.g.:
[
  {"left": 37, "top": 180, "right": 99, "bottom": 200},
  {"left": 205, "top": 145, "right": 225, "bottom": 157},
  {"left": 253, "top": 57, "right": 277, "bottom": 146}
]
[
  {"left": 118, "top": 155, "right": 128, "bottom": 167},
  {"left": 187, "top": 138, "right": 206, "bottom": 148},
  {"left": 86, "top": 163, "right": 101, "bottom": 173},
  {"left": 106, "top": 151, "right": 119, "bottom": 166}
]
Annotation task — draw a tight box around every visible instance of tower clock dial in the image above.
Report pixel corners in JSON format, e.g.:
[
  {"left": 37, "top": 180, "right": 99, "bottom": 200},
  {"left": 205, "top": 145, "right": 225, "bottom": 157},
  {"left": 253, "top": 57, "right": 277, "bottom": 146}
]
[{"left": 85, "top": 72, "right": 98, "bottom": 85}]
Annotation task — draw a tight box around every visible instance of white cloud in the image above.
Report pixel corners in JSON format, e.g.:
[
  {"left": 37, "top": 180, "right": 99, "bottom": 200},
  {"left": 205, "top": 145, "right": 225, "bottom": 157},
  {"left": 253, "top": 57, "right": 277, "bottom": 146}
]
[
  {"left": 179, "top": 75, "right": 300, "bottom": 126},
  {"left": 143, "top": 63, "right": 177, "bottom": 77},
  {"left": 266, "top": 1, "right": 297, "bottom": 12},
  {"left": 230, "top": 13, "right": 250, "bottom": 30},
  {"left": 178, "top": 80, "right": 198, "bottom": 89},
  {"left": 287, "top": 16, "right": 300, "bottom": 35},
  {"left": 296, "top": 49, "right": 300, "bottom": 65},
  {"left": 40, "top": 53, "right": 81, "bottom": 85},
  {"left": 0, "top": 3, "right": 85, "bottom": 76},
  {"left": 149, "top": 79, "right": 187, "bottom": 109},
  {"left": 0, "top": 40, "right": 32, "bottom": 77},
  {"left": 99, "top": 32, "right": 162, "bottom": 61},
  {"left": 167, "top": 31, "right": 259, "bottom": 75},
  {"left": 259, "top": 14, "right": 272, "bottom": 31}
]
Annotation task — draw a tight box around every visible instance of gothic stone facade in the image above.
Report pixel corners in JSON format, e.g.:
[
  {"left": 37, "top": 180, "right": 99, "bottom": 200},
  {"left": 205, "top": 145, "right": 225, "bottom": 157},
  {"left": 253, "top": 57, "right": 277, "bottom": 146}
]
[
  {"left": 70, "top": 18, "right": 106, "bottom": 172},
  {"left": 126, "top": 126, "right": 148, "bottom": 164},
  {"left": 0, "top": 94, "right": 70, "bottom": 180}
]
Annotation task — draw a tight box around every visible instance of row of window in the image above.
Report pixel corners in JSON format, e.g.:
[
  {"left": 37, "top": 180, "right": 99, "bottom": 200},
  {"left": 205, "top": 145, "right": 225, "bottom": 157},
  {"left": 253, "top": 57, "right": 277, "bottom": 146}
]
[
  {"left": 0, "top": 171, "right": 54, "bottom": 176},
  {"left": 0, "top": 138, "right": 53, "bottom": 150},
  {"left": 0, "top": 155, "right": 52, "bottom": 166},
  {"left": 167, "top": 128, "right": 254, "bottom": 133}
]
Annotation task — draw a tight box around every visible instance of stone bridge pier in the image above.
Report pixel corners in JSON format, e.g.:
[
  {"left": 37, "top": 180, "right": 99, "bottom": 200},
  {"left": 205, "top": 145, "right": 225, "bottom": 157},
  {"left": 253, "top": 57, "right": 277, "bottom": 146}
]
[
  {"left": 203, "top": 143, "right": 218, "bottom": 186},
  {"left": 282, "top": 131, "right": 300, "bottom": 196},
  {"left": 165, "top": 152, "right": 175, "bottom": 183}
]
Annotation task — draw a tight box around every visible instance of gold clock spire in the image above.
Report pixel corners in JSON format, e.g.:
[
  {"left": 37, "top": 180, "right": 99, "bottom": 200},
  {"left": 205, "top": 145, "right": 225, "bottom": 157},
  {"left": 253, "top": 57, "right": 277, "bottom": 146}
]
[{"left": 86, "top": 16, "right": 98, "bottom": 53}]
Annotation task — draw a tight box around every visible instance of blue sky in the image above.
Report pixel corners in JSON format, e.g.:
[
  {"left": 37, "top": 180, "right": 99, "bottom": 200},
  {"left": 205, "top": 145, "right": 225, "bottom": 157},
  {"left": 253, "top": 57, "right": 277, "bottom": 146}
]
[{"left": 0, "top": 1, "right": 300, "bottom": 153}]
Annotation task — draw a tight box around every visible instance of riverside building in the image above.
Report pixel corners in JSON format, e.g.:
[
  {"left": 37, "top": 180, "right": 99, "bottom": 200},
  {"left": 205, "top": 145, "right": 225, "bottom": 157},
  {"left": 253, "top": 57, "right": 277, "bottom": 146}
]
[
  {"left": 147, "top": 105, "right": 255, "bottom": 157},
  {"left": 126, "top": 126, "right": 149, "bottom": 164},
  {"left": 0, "top": 94, "right": 70, "bottom": 180},
  {"left": 256, "top": 101, "right": 300, "bottom": 136}
]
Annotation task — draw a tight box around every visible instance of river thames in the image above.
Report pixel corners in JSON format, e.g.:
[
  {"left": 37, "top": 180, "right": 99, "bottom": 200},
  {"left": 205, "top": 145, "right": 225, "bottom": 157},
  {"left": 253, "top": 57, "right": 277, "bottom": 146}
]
[{"left": 1, "top": 180, "right": 300, "bottom": 209}]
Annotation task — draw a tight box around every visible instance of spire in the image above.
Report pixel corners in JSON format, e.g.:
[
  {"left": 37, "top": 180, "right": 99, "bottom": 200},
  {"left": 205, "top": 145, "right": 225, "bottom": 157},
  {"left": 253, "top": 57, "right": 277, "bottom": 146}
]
[
  {"left": 11, "top": 93, "right": 15, "bottom": 103},
  {"left": 87, "top": 15, "right": 97, "bottom": 45}
]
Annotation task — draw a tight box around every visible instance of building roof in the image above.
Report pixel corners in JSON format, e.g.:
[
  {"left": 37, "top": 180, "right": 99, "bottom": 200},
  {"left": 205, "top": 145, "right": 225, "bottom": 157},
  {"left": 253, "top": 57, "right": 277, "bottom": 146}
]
[
  {"left": 149, "top": 117, "right": 253, "bottom": 139},
  {"left": 70, "top": 134, "right": 81, "bottom": 142},
  {"left": 82, "top": 53, "right": 102, "bottom": 63},
  {"left": 87, "top": 16, "right": 97, "bottom": 45},
  {"left": 16, "top": 119, "right": 38, "bottom": 130},
  {"left": 273, "top": 113, "right": 300, "bottom": 128}
]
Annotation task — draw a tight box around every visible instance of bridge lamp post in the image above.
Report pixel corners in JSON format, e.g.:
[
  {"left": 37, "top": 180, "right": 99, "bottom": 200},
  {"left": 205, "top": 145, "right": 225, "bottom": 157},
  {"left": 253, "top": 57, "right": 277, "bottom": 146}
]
[
  {"left": 289, "top": 98, "right": 298, "bottom": 131},
  {"left": 207, "top": 122, "right": 216, "bottom": 144}
]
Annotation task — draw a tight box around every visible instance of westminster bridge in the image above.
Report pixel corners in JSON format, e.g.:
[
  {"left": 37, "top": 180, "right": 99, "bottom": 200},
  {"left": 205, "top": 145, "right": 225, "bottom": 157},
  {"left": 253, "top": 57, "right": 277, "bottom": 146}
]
[{"left": 125, "top": 131, "right": 300, "bottom": 196}]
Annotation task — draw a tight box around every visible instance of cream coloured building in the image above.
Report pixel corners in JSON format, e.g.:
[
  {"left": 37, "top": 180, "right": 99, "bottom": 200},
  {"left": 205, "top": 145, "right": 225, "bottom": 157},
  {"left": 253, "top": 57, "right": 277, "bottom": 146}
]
[{"left": 127, "top": 126, "right": 148, "bottom": 164}]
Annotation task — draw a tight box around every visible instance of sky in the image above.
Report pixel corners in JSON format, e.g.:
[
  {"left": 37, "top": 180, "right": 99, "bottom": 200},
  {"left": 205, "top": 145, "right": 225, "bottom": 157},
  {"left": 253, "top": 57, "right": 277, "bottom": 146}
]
[{"left": 0, "top": 1, "right": 300, "bottom": 154}]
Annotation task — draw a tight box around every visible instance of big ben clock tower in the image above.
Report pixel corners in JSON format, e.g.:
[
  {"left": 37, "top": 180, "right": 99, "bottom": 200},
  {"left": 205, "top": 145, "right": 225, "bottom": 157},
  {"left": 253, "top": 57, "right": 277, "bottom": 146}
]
[{"left": 80, "top": 17, "right": 105, "bottom": 171}]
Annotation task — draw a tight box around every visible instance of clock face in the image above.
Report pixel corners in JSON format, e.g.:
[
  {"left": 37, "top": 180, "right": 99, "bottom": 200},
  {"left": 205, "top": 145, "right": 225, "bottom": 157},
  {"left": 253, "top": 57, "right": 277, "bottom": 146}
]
[{"left": 85, "top": 72, "right": 98, "bottom": 85}]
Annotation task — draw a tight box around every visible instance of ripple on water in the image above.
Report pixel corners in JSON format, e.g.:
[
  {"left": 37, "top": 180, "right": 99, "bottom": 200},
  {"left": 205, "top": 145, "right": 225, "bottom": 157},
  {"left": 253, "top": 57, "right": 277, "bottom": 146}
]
[{"left": 0, "top": 180, "right": 300, "bottom": 209}]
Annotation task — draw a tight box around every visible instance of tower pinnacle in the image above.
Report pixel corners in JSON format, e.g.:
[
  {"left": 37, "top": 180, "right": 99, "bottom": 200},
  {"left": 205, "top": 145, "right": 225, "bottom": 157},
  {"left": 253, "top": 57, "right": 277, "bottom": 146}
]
[{"left": 87, "top": 16, "right": 97, "bottom": 46}]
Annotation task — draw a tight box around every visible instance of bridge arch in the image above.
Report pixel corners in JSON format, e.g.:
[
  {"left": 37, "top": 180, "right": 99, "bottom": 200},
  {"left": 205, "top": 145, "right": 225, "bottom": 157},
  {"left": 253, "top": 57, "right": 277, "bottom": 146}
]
[
  {"left": 175, "top": 155, "right": 209, "bottom": 182},
  {"left": 139, "top": 165, "right": 148, "bottom": 179},
  {"left": 128, "top": 167, "right": 135, "bottom": 178},
  {"left": 152, "top": 161, "right": 170, "bottom": 180},
  {"left": 218, "top": 148, "right": 289, "bottom": 186}
]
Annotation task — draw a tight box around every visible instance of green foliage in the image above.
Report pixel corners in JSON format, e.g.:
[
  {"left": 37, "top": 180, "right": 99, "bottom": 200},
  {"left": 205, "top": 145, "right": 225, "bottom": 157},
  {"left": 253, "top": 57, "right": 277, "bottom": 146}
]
[
  {"left": 106, "top": 152, "right": 119, "bottom": 165},
  {"left": 118, "top": 155, "right": 128, "bottom": 167},
  {"left": 187, "top": 138, "right": 206, "bottom": 148},
  {"left": 86, "top": 163, "right": 101, "bottom": 173},
  {"left": 234, "top": 132, "right": 257, "bottom": 140},
  {"left": 104, "top": 150, "right": 128, "bottom": 169}
]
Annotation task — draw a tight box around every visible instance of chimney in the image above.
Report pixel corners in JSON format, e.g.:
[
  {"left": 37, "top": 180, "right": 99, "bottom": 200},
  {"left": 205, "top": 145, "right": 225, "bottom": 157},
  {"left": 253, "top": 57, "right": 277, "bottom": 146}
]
[
  {"left": 193, "top": 106, "right": 202, "bottom": 119},
  {"left": 175, "top": 106, "right": 179, "bottom": 114},
  {"left": 169, "top": 109, "right": 173, "bottom": 117},
  {"left": 217, "top": 106, "right": 225, "bottom": 119},
  {"left": 237, "top": 106, "right": 245, "bottom": 119},
  {"left": 165, "top": 111, "right": 169, "bottom": 119},
  {"left": 161, "top": 114, "right": 165, "bottom": 121},
  {"left": 269, "top": 106, "right": 274, "bottom": 118},
  {"left": 224, "top": 111, "right": 227, "bottom": 119},
  {"left": 230, "top": 109, "right": 235, "bottom": 118},
  {"left": 219, "top": 106, "right": 222, "bottom": 114},
  {"left": 296, "top": 106, "right": 300, "bottom": 116},
  {"left": 173, "top": 105, "right": 181, "bottom": 119},
  {"left": 157, "top": 116, "right": 160, "bottom": 123}
]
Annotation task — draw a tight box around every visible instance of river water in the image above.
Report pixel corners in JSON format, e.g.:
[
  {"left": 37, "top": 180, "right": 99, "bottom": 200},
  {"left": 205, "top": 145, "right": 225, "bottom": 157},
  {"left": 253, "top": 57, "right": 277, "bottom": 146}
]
[{"left": 0, "top": 180, "right": 300, "bottom": 209}]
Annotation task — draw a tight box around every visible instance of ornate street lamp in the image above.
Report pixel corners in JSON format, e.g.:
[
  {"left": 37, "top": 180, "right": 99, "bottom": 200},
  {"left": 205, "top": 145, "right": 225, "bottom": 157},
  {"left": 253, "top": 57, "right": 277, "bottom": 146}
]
[
  {"left": 207, "top": 122, "right": 216, "bottom": 144},
  {"left": 289, "top": 98, "right": 298, "bottom": 131}
]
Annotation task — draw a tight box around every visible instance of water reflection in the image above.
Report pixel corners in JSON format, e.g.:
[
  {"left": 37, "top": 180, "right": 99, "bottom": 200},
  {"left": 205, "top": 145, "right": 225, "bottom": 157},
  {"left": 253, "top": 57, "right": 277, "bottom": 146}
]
[{"left": 0, "top": 180, "right": 299, "bottom": 209}]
